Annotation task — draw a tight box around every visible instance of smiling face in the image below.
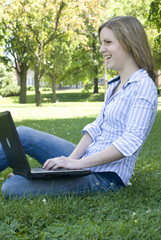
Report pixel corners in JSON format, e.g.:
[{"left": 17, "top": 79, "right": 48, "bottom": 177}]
[{"left": 99, "top": 27, "right": 132, "bottom": 74}]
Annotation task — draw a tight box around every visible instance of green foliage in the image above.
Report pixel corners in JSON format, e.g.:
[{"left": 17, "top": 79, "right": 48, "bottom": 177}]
[
  {"left": 59, "top": 37, "right": 104, "bottom": 87},
  {"left": 0, "top": 84, "right": 20, "bottom": 97},
  {"left": 41, "top": 87, "right": 52, "bottom": 92},
  {"left": 42, "top": 36, "right": 73, "bottom": 84},
  {"left": 0, "top": 63, "right": 17, "bottom": 88},
  {"left": 0, "top": 0, "right": 111, "bottom": 101},
  {"left": 0, "top": 63, "right": 19, "bottom": 97},
  {"left": 83, "top": 83, "right": 93, "bottom": 93},
  {"left": 157, "top": 87, "right": 161, "bottom": 95},
  {"left": 103, "top": 0, "right": 152, "bottom": 21},
  {"left": 148, "top": 0, "right": 161, "bottom": 32},
  {"left": 148, "top": 0, "right": 161, "bottom": 69},
  {"left": 27, "top": 86, "right": 35, "bottom": 91}
]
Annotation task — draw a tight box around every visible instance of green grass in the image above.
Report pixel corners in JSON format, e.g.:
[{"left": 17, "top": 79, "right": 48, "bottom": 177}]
[{"left": 0, "top": 91, "right": 160, "bottom": 240}]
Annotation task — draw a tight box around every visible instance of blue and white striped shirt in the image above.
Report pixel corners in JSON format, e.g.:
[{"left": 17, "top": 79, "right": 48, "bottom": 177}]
[{"left": 82, "top": 69, "right": 158, "bottom": 185}]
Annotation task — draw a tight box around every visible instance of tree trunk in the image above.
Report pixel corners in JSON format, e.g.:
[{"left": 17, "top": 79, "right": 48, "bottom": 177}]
[
  {"left": 34, "top": 61, "right": 41, "bottom": 107},
  {"left": 93, "top": 65, "right": 98, "bottom": 93},
  {"left": 17, "top": 63, "right": 28, "bottom": 103},
  {"left": 51, "top": 75, "right": 57, "bottom": 103},
  {"left": 93, "top": 77, "right": 98, "bottom": 93}
]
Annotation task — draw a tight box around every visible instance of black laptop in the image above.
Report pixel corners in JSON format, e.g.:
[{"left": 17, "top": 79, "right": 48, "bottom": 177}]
[{"left": 0, "top": 111, "right": 91, "bottom": 179}]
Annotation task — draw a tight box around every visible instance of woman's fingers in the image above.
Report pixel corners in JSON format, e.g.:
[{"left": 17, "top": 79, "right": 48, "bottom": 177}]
[{"left": 43, "top": 156, "right": 67, "bottom": 170}]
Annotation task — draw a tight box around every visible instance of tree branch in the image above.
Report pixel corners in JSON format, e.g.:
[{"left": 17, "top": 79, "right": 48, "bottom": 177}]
[
  {"left": 43, "top": 1, "right": 66, "bottom": 47},
  {"left": 44, "top": 31, "right": 65, "bottom": 47},
  {"left": 26, "top": 24, "right": 41, "bottom": 45},
  {"left": 55, "top": 1, "right": 66, "bottom": 32}
]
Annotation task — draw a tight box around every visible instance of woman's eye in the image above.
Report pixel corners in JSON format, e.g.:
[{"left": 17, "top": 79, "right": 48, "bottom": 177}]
[{"left": 105, "top": 40, "right": 112, "bottom": 43}]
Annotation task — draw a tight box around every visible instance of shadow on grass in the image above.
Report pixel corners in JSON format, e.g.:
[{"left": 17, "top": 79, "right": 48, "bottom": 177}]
[{"left": 26, "top": 92, "right": 104, "bottom": 103}]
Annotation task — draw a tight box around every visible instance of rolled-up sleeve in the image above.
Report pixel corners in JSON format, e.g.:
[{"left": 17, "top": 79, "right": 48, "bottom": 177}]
[
  {"left": 113, "top": 89, "right": 157, "bottom": 156},
  {"left": 82, "top": 122, "right": 101, "bottom": 141}
]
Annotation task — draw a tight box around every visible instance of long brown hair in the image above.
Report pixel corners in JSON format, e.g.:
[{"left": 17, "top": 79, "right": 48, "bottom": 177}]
[{"left": 98, "top": 16, "right": 156, "bottom": 81}]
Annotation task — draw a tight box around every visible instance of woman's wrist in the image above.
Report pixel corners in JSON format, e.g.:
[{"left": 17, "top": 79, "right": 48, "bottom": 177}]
[{"left": 78, "top": 144, "right": 124, "bottom": 169}]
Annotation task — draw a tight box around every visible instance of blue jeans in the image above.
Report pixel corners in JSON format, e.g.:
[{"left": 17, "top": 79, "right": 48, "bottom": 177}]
[{"left": 1, "top": 126, "right": 124, "bottom": 198}]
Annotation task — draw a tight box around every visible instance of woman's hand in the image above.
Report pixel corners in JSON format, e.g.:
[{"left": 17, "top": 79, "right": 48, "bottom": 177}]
[{"left": 43, "top": 156, "right": 83, "bottom": 170}]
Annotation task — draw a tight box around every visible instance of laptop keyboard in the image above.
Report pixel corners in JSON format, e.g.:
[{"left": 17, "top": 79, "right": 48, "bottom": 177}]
[{"left": 32, "top": 167, "right": 69, "bottom": 172}]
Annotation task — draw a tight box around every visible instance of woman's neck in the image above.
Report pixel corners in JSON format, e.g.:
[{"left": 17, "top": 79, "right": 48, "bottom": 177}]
[{"left": 119, "top": 57, "right": 140, "bottom": 85}]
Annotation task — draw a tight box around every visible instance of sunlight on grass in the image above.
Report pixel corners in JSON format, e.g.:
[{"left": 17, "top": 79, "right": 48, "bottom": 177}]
[
  {"left": 0, "top": 102, "right": 102, "bottom": 121},
  {"left": 0, "top": 90, "right": 104, "bottom": 121}
]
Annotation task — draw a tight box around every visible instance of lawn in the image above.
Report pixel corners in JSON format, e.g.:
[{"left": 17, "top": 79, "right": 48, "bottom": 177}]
[{"left": 0, "top": 90, "right": 160, "bottom": 240}]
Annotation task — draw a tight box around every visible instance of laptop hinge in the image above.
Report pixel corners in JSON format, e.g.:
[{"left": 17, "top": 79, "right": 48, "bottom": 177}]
[{"left": 13, "top": 170, "right": 30, "bottom": 178}]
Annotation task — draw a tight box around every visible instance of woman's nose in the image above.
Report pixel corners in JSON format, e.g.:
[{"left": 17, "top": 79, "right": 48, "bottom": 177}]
[{"left": 99, "top": 44, "right": 106, "bottom": 53}]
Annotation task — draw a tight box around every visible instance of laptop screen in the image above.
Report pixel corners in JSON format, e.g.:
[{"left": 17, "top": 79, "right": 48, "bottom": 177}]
[{"left": 0, "top": 111, "right": 31, "bottom": 176}]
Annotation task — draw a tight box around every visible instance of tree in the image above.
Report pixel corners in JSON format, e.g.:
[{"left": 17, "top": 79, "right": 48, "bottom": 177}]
[
  {"left": 25, "top": 0, "right": 109, "bottom": 104},
  {"left": 0, "top": 1, "right": 32, "bottom": 103},
  {"left": 42, "top": 36, "right": 72, "bottom": 102},
  {"left": 58, "top": 0, "right": 109, "bottom": 93},
  {"left": 0, "top": 1, "right": 71, "bottom": 104},
  {"left": 25, "top": 0, "right": 69, "bottom": 106},
  {"left": 0, "top": 0, "right": 110, "bottom": 103},
  {"left": 0, "top": 0, "right": 35, "bottom": 103},
  {"left": 148, "top": 0, "right": 161, "bottom": 69},
  {"left": 61, "top": 32, "right": 104, "bottom": 93}
]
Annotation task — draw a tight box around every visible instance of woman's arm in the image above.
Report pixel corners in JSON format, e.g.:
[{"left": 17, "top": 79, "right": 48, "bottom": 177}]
[
  {"left": 43, "top": 143, "right": 124, "bottom": 170},
  {"left": 78, "top": 144, "right": 124, "bottom": 168},
  {"left": 69, "top": 132, "right": 93, "bottom": 159}
]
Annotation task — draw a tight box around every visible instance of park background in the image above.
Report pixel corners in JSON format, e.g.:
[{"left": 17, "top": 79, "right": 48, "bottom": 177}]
[{"left": 0, "top": 0, "right": 161, "bottom": 239}]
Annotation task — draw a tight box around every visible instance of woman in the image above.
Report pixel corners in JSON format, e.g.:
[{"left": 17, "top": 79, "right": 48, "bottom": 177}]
[{"left": 1, "top": 16, "right": 158, "bottom": 198}]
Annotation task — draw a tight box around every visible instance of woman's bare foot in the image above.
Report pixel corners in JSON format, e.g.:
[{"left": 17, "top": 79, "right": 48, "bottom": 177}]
[{"left": 7, "top": 173, "right": 15, "bottom": 178}]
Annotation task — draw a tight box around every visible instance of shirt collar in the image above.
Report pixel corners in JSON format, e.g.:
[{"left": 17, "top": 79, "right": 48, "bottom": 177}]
[
  {"left": 108, "top": 75, "right": 120, "bottom": 85},
  {"left": 108, "top": 69, "right": 148, "bottom": 86}
]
